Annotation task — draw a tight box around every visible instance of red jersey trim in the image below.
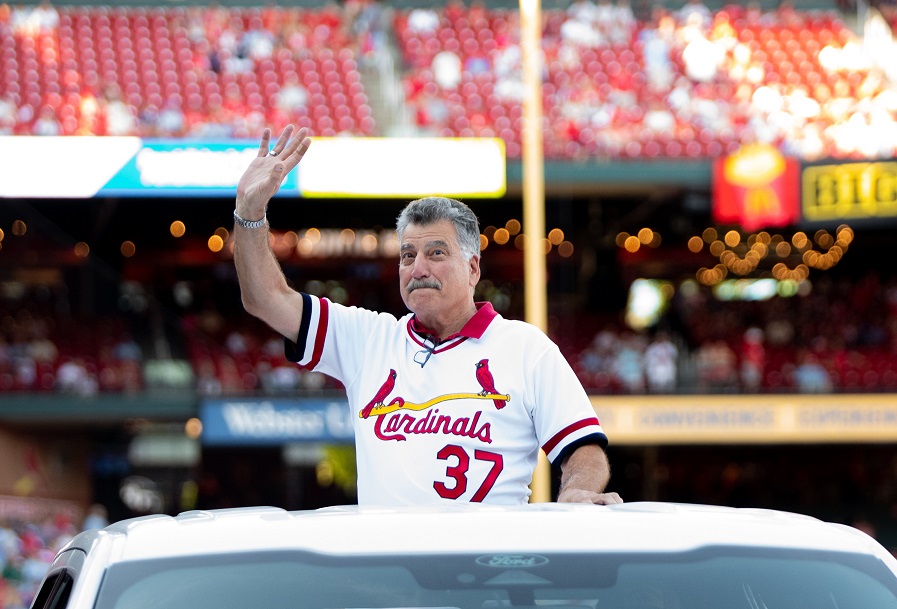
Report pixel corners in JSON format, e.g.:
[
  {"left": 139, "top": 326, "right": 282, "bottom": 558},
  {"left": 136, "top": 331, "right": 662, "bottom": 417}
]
[
  {"left": 307, "top": 296, "right": 329, "bottom": 369},
  {"left": 406, "top": 327, "right": 469, "bottom": 354},
  {"left": 542, "top": 417, "right": 601, "bottom": 455},
  {"left": 409, "top": 301, "right": 498, "bottom": 340}
]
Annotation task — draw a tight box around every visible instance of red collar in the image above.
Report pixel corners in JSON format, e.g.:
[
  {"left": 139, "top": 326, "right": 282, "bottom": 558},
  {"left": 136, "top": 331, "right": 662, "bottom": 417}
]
[{"left": 409, "top": 302, "right": 497, "bottom": 342}]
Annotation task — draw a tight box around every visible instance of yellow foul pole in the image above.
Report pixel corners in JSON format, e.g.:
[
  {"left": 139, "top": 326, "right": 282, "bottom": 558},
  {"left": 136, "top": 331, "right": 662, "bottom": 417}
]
[{"left": 519, "top": 0, "right": 550, "bottom": 502}]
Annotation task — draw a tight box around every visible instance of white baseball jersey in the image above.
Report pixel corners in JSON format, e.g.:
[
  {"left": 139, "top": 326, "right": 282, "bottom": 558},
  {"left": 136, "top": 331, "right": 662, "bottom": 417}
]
[{"left": 286, "top": 294, "right": 608, "bottom": 506}]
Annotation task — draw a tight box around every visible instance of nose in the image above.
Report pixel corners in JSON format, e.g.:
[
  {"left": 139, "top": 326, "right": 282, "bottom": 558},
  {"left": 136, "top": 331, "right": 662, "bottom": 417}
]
[{"left": 410, "top": 252, "right": 429, "bottom": 278}]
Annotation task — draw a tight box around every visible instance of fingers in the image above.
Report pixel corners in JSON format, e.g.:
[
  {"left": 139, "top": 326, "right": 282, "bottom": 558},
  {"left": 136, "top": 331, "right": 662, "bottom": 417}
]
[
  {"left": 258, "top": 125, "right": 310, "bottom": 161},
  {"left": 256, "top": 128, "right": 272, "bottom": 158},
  {"left": 592, "top": 492, "right": 624, "bottom": 505},
  {"left": 270, "top": 124, "right": 294, "bottom": 156}
]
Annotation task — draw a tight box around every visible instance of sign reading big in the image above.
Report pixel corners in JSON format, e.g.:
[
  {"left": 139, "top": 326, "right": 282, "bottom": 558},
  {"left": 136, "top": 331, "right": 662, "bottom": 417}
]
[
  {"left": 802, "top": 161, "right": 897, "bottom": 223},
  {"left": 712, "top": 144, "right": 801, "bottom": 232}
]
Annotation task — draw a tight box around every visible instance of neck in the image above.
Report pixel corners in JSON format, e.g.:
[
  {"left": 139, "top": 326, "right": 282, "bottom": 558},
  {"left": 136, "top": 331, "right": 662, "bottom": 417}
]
[{"left": 416, "top": 302, "right": 478, "bottom": 340}]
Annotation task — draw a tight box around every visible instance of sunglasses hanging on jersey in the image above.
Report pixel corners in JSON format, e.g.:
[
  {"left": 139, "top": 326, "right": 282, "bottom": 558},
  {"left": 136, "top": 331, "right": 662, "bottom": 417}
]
[{"left": 414, "top": 335, "right": 439, "bottom": 368}]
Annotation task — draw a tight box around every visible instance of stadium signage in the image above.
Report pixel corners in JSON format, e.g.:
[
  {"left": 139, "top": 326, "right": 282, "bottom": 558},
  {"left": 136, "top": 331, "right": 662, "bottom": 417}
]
[
  {"left": 712, "top": 144, "right": 801, "bottom": 231},
  {"left": 802, "top": 160, "right": 897, "bottom": 222},
  {"left": 200, "top": 399, "right": 353, "bottom": 445},
  {"left": 0, "top": 136, "right": 505, "bottom": 198},
  {"left": 594, "top": 394, "right": 897, "bottom": 444}
]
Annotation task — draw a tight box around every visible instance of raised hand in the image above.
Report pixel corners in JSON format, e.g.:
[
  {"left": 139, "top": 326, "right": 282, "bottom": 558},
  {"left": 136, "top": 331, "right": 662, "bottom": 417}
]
[{"left": 236, "top": 125, "right": 312, "bottom": 219}]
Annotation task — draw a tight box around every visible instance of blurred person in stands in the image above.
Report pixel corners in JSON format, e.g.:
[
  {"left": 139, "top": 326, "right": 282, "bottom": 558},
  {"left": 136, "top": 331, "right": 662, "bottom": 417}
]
[
  {"left": 31, "top": 106, "right": 60, "bottom": 136},
  {"left": 113, "top": 333, "right": 142, "bottom": 362},
  {"left": 644, "top": 330, "right": 678, "bottom": 393},
  {"left": 196, "top": 358, "right": 223, "bottom": 396},
  {"left": 55, "top": 358, "right": 98, "bottom": 396},
  {"left": 765, "top": 300, "right": 795, "bottom": 347},
  {"left": 0, "top": 94, "right": 16, "bottom": 134},
  {"left": 613, "top": 332, "right": 645, "bottom": 393},
  {"left": 695, "top": 340, "right": 738, "bottom": 392},
  {"left": 677, "top": 0, "right": 710, "bottom": 28},
  {"left": 406, "top": 6, "right": 438, "bottom": 33},
  {"left": 158, "top": 96, "right": 187, "bottom": 137},
  {"left": 82, "top": 504, "right": 109, "bottom": 531},
  {"left": 611, "top": 0, "right": 635, "bottom": 44},
  {"left": 639, "top": 9, "right": 674, "bottom": 92},
  {"left": 275, "top": 73, "right": 309, "bottom": 115},
  {"left": 794, "top": 351, "right": 833, "bottom": 393},
  {"left": 432, "top": 49, "right": 462, "bottom": 90},
  {"left": 232, "top": 126, "right": 621, "bottom": 506},
  {"left": 30, "top": 0, "right": 57, "bottom": 31},
  {"left": 739, "top": 327, "right": 765, "bottom": 392},
  {"left": 102, "top": 85, "right": 137, "bottom": 136}
]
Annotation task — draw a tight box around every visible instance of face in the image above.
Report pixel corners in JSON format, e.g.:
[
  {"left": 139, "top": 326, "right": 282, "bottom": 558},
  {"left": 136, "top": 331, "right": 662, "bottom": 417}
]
[{"left": 399, "top": 219, "right": 480, "bottom": 327}]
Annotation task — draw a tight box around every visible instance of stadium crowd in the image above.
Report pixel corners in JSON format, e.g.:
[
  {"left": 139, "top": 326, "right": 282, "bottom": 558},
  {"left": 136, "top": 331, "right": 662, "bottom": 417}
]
[
  {"left": 3, "top": 0, "right": 897, "bottom": 159},
  {"left": 0, "top": 506, "right": 106, "bottom": 609},
  {"left": 1, "top": 269, "right": 896, "bottom": 396}
]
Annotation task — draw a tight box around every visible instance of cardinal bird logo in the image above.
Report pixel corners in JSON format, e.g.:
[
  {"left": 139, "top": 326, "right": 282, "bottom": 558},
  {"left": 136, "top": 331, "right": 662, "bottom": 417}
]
[
  {"left": 475, "top": 359, "right": 505, "bottom": 410},
  {"left": 361, "top": 369, "right": 397, "bottom": 419}
]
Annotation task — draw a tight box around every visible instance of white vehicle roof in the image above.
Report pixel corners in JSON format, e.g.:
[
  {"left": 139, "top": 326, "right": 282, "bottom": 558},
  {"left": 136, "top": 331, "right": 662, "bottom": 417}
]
[
  {"left": 41, "top": 502, "right": 897, "bottom": 609},
  {"left": 70, "top": 502, "right": 893, "bottom": 565}
]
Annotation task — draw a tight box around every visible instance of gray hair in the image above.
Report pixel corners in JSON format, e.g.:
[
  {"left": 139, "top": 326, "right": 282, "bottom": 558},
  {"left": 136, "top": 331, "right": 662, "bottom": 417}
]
[{"left": 396, "top": 197, "right": 481, "bottom": 261}]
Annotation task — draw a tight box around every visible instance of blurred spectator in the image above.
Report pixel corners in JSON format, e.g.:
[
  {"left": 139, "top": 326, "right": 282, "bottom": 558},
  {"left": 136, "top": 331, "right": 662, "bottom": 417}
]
[
  {"left": 794, "top": 351, "right": 833, "bottom": 393},
  {"left": 432, "top": 50, "right": 462, "bottom": 90},
  {"left": 644, "top": 330, "right": 679, "bottom": 392},
  {"left": 695, "top": 340, "right": 738, "bottom": 391},
  {"left": 739, "top": 327, "right": 765, "bottom": 392},
  {"left": 113, "top": 334, "right": 143, "bottom": 362},
  {"left": 31, "top": 106, "right": 60, "bottom": 136},
  {"left": 259, "top": 361, "right": 302, "bottom": 393},
  {"left": 581, "top": 328, "right": 617, "bottom": 375},
  {"left": 611, "top": 0, "right": 636, "bottom": 44},
  {"left": 561, "top": 0, "right": 605, "bottom": 48},
  {"left": 196, "top": 359, "right": 223, "bottom": 396},
  {"left": 614, "top": 333, "right": 646, "bottom": 392},
  {"left": 102, "top": 86, "right": 137, "bottom": 136},
  {"left": 0, "top": 94, "right": 16, "bottom": 135},
  {"left": 158, "top": 98, "right": 187, "bottom": 137},
  {"left": 55, "top": 358, "right": 98, "bottom": 396},
  {"left": 225, "top": 330, "right": 248, "bottom": 355},
  {"left": 677, "top": 0, "right": 711, "bottom": 28},
  {"left": 406, "top": 7, "right": 438, "bottom": 33},
  {"left": 30, "top": 0, "right": 58, "bottom": 31},
  {"left": 81, "top": 505, "right": 109, "bottom": 531},
  {"left": 276, "top": 73, "right": 309, "bottom": 114},
  {"left": 643, "top": 98, "right": 676, "bottom": 133},
  {"left": 681, "top": 31, "right": 722, "bottom": 83},
  {"left": 640, "top": 12, "right": 674, "bottom": 91}
]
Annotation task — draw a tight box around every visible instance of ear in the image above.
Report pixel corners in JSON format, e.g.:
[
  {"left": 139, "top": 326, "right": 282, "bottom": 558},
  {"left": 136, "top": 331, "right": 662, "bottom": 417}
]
[{"left": 468, "top": 254, "right": 481, "bottom": 288}]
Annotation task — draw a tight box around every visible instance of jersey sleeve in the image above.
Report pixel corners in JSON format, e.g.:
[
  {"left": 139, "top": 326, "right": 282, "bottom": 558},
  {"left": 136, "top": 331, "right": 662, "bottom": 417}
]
[
  {"left": 284, "top": 293, "right": 391, "bottom": 384},
  {"left": 531, "top": 340, "right": 608, "bottom": 464}
]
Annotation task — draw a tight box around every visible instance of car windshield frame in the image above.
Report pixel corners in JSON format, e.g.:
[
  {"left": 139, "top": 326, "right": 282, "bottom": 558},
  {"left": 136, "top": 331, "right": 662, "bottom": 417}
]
[{"left": 93, "top": 545, "right": 897, "bottom": 609}]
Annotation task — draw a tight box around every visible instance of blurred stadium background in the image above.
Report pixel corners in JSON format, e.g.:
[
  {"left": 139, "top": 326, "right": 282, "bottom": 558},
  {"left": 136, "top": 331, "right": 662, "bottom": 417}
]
[{"left": 3, "top": 0, "right": 897, "bottom": 600}]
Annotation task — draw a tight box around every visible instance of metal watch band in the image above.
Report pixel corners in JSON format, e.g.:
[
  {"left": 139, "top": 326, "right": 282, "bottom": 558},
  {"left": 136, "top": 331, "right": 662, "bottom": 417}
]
[{"left": 233, "top": 209, "right": 267, "bottom": 229}]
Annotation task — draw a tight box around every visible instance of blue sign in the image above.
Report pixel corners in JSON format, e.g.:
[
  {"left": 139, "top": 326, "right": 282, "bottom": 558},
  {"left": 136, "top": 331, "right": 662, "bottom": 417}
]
[{"left": 200, "top": 399, "right": 354, "bottom": 446}]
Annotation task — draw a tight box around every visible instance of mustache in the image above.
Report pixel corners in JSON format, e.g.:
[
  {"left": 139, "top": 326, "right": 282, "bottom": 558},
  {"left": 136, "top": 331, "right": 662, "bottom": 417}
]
[{"left": 406, "top": 278, "right": 442, "bottom": 292}]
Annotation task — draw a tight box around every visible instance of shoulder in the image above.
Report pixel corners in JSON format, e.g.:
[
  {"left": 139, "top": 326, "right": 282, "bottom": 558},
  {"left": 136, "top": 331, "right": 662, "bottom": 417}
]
[
  {"left": 314, "top": 295, "right": 404, "bottom": 329},
  {"left": 486, "top": 316, "right": 558, "bottom": 350}
]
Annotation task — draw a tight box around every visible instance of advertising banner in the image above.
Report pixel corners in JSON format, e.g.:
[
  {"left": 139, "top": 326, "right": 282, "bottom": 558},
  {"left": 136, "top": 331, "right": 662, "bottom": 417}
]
[
  {"left": 712, "top": 143, "right": 801, "bottom": 231},
  {"left": 200, "top": 398, "right": 354, "bottom": 446},
  {"left": 802, "top": 160, "right": 897, "bottom": 224},
  {"left": 0, "top": 136, "right": 505, "bottom": 199}
]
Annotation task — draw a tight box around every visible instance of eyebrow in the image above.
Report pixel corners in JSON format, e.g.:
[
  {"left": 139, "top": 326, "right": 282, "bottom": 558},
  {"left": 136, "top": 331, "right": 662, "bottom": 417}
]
[{"left": 400, "top": 239, "right": 451, "bottom": 252}]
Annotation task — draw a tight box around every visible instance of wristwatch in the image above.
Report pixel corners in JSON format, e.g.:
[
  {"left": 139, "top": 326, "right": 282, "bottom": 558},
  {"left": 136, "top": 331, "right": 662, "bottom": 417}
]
[{"left": 233, "top": 209, "right": 267, "bottom": 229}]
